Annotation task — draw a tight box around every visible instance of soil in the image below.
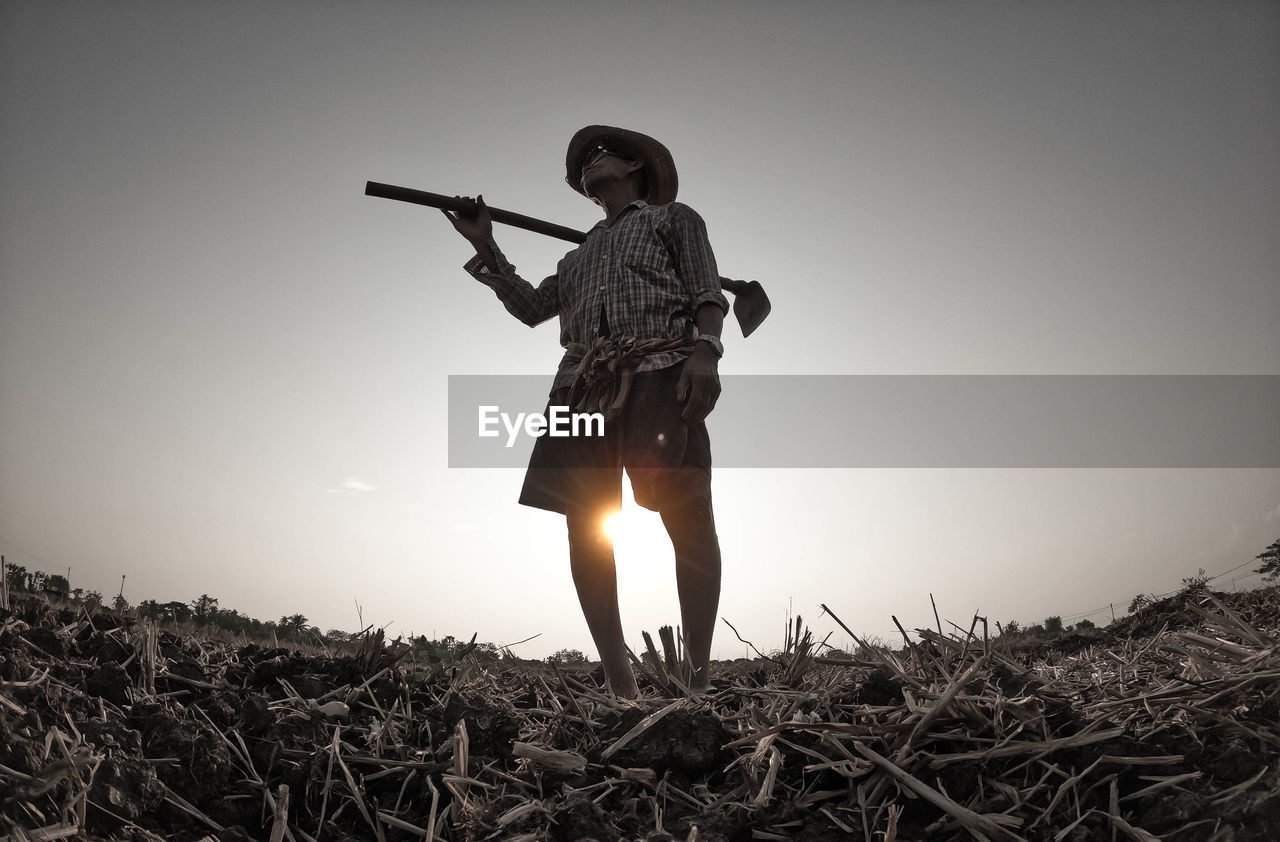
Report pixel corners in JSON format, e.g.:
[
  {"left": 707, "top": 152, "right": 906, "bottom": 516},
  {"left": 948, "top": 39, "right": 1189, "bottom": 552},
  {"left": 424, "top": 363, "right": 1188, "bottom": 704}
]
[{"left": 1, "top": 586, "right": 1278, "bottom": 841}]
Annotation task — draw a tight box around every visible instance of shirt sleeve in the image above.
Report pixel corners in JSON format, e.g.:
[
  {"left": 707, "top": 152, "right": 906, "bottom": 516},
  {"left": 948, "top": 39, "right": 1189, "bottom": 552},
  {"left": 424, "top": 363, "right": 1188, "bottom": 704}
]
[
  {"left": 661, "top": 203, "right": 730, "bottom": 317},
  {"left": 464, "top": 239, "right": 559, "bottom": 327}
]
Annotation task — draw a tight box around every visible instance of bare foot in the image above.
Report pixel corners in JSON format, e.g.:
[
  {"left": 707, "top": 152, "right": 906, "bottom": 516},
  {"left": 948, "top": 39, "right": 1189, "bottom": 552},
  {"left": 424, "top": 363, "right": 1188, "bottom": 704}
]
[
  {"left": 610, "top": 678, "right": 639, "bottom": 700},
  {"left": 684, "top": 663, "right": 712, "bottom": 696},
  {"left": 603, "top": 661, "right": 639, "bottom": 699}
]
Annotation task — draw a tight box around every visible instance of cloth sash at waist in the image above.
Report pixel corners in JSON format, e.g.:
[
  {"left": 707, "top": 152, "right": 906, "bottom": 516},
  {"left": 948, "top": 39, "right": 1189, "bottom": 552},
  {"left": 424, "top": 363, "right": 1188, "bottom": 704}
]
[{"left": 561, "top": 334, "right": 695, "bottom": 421}]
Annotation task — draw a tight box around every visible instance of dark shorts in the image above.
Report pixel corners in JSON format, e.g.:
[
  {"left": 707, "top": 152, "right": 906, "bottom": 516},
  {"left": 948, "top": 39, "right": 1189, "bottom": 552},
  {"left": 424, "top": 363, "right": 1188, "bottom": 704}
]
[{"left": 519, "top": 361, "right": 712, "bottom": 515}]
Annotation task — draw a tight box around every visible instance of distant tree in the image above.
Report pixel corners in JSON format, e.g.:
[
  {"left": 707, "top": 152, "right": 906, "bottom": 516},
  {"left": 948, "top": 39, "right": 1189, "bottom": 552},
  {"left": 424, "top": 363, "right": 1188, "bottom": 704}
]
[
  {"left": 1002, "top": 620, "right": 1021, "bottom": 635},
  {"left": 1129, "top": 593, "right": 1153, "bottom": 613},
  {"left": 548, "top": 648, "right": 588, "bottom": 665},
  {"left": 191, "top": 594, "right": 219, "bottom": 624},
  {"left": 214, "top": 608, "right": 253, "bottom": 635},
  {"left": 1076, "top": 618, "right": 1096, "bottom": 631},
  {"left": 326, "top": 629, "right": 353, "bottom": 643},
  {"left": 1044, "top": 616, "right": 1064, "bottom": 634},
  {"left": 279, "top": 614, "right": 309, "bottom": 639},
  {"left": 44, "top": 574, "right": 70, "bottom": 597},
  {"left": 29, "top": 571, "right": 48, "bottom": 592},
  {"left": 112, "top": 594, "right": 130, "bottom": 612},
  {"left": 163, "top": 601, "right": 192, "bottom": 623},
  {"left": 71, "top": 588, "right": 86, "bottom": 601},
  {"left": 1254, "top": 539, "right": 1280, "bottom": 583},
  {"left": 5, "top": 564, "right": 29, "bottom": 592},
  {"left": 138, "top": 600, "right": 163, "bottom": 620},
  {"left": 83, "top": 590, "right": 102, "bottom": 609}
]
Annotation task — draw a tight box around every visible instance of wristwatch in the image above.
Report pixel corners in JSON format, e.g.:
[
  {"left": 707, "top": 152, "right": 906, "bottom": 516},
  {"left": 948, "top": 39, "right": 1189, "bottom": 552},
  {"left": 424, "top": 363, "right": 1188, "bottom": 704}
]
[{"left": 696, "top": 333, "right": 724, "bottom": 357}]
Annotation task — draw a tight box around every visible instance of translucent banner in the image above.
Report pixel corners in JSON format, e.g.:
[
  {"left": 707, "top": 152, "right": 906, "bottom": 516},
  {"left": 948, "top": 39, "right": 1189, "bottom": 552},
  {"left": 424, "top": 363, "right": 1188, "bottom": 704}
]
[{"left": 447, "top": 375, "right": 1280, "bottom": 468}]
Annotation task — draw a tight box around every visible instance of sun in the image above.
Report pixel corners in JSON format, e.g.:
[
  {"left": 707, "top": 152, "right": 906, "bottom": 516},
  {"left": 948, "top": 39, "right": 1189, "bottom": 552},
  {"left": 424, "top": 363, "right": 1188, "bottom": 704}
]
[
  {"left": 601, "top": 504, "right": 675, "bottom": 568},
  {"left": 603, "top": 511, "right": 625, "bottom": 541}
]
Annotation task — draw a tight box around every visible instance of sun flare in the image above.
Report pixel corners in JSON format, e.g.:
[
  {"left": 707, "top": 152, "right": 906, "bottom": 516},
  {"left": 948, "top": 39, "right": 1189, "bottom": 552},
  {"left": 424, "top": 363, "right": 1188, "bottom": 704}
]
[{"left": 601, "top": 505, "right": 675, "bottom": 569}]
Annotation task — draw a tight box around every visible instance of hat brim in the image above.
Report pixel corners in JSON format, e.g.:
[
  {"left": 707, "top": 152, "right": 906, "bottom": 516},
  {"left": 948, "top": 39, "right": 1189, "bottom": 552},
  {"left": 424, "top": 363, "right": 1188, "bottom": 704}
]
[{"left": 566, "top": 125, "right": 678, "bottom": 205}]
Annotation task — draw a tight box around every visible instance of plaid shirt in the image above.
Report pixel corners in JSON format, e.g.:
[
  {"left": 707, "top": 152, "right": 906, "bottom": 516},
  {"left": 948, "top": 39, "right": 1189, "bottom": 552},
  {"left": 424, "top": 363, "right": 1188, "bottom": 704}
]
[{"left": 466, "top": 200, "right": 729, "bottom": 391}]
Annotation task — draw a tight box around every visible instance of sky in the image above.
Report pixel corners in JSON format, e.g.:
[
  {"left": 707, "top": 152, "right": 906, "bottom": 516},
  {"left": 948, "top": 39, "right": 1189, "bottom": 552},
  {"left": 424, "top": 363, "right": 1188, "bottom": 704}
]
[{"left": 2, "top": 1, "right": 1278, "bottom": 660}]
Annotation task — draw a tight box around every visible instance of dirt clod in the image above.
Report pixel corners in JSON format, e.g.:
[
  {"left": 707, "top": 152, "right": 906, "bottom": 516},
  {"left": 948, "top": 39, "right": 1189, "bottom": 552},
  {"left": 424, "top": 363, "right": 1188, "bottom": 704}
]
[{"left": 86, "top": 661, "right": 130, "bottom": 707}]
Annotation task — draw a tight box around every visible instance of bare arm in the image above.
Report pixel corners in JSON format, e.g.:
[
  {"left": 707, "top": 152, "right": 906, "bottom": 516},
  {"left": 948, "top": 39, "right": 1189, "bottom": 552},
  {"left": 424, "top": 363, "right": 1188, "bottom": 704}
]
[
  {"left": 693, "top": 300, "right": 725, "bottom": 342},
  {"left": 677, "top": 301, "right": 726, "bottom": 424}
]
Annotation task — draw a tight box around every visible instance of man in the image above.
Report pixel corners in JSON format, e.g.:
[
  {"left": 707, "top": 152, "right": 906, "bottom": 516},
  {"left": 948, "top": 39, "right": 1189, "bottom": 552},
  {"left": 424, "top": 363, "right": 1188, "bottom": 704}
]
[{"left": 442, "top": 126, "right": 727, "bottom": 698}]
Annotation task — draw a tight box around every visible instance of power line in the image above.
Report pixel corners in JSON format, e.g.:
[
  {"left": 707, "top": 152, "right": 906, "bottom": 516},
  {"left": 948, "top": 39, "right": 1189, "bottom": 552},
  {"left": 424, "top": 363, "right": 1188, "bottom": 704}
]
[
  {"left": 1013, "top": 550, "right": 1272, "bottom": 629},
  {"left": 1206, "top": 556, "right": 1264, "bottom": 582},
  {"left": 0, "top": 536, "right": 62, "bottom": 572},
  {"left": 1058, "top": 603, "right": 1115, "bottom": 621}
]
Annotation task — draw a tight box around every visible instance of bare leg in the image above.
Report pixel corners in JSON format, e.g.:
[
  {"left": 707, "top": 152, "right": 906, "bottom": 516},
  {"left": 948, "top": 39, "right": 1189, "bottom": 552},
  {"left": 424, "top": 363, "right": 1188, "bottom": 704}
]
[
  {"left": 658, "top": 469, "right": 721, "bottom": 693},
  {"left": 566, "top": 507, "right": 638, "bottom": 699}
]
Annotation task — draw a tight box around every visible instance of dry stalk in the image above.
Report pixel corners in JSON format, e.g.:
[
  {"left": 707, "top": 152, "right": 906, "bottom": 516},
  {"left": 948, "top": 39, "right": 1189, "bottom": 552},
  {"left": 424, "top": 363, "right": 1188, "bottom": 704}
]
[
  {"left": 3, "top": 586, "right": 1279, "bottom": 840},
  {"left": 851, "top": 741, "right": 1027, "bottom": 842}
]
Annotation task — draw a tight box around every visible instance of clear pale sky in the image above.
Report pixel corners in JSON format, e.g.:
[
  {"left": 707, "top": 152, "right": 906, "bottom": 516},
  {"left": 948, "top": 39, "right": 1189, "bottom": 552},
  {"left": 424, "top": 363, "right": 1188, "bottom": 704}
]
[{"left": 2, "top": 1, "right": 1278, "bottom": 658}]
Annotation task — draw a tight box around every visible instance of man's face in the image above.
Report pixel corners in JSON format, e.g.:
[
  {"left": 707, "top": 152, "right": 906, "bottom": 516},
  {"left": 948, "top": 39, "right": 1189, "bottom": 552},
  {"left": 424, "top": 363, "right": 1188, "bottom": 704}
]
[{"left": 580, "top": 146, "right": 642, "bottom": 197}]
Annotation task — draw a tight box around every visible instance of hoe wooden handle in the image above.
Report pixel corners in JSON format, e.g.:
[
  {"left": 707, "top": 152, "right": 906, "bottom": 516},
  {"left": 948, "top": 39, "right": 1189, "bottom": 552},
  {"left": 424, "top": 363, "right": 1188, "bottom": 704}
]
[{"left": 365, "top": 181, "right": 589, "bottom": 244}]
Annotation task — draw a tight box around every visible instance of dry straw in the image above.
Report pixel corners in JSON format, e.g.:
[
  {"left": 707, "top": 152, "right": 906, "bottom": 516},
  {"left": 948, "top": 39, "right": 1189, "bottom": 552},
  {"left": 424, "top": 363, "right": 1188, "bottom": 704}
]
[{"left": 1, "top": 586, "right": 1278, "bottom": 840}]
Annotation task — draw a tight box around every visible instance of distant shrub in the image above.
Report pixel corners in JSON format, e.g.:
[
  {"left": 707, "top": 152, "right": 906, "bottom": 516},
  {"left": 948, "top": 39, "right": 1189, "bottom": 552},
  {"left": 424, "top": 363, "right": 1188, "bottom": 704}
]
[
  {"left": 1180, "top": 568, "right": 1210, "bottom": 594},
  {"left": 1129, "top": 594, "right": 1154, "bottom": 613}
]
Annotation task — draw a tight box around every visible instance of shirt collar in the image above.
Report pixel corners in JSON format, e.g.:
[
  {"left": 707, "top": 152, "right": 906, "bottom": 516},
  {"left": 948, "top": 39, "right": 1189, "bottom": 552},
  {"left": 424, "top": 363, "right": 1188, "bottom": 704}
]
[{"left": 590, "top": 199, "right": 649, "bottom": 231}]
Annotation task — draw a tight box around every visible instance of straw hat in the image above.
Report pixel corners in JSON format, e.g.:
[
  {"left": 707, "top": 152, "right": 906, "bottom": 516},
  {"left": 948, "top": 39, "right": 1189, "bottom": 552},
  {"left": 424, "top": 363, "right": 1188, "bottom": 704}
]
[{"left": 565, "top": 125, "right": 679, "bottom": 205}]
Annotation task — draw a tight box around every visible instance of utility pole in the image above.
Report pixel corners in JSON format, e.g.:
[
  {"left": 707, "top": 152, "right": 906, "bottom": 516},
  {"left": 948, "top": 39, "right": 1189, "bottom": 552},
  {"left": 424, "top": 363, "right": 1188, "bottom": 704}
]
[
  {"left": 1110, "top": 603, "right": 1115, "bottom": 624},
  {"left": 118, "top": 574, "right": 126, "bottom": 599}
]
